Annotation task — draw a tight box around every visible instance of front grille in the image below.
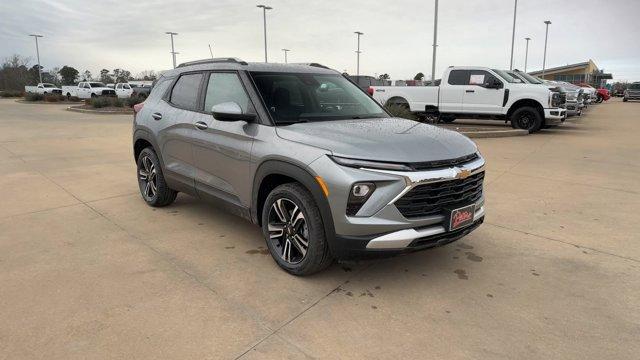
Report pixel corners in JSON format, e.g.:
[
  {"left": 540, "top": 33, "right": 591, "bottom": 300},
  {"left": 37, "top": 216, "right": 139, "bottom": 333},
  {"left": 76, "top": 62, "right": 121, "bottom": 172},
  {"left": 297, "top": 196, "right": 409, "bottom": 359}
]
[
  {"left": 409, "top": 153, "right": 478, "bottom": 171},
  {"left": 395, "top": 172, "right": 484, "bottom": 219},
  {"left": 102, "top": 90, "right": 116, "bottom": 96}
]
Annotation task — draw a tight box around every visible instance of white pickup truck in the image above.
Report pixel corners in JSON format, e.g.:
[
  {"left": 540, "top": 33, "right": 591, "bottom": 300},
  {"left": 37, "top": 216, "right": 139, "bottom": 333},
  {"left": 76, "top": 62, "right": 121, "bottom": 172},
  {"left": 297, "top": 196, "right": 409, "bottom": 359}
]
[
  {"left": 24, "top": 83, "right": 63, "bottom": 95},
  {"left": 369, "top": 66, "right": 566, "bottom": 132},
  {"left": 62, "top": 81, "right": 116, "bottom": 99}
]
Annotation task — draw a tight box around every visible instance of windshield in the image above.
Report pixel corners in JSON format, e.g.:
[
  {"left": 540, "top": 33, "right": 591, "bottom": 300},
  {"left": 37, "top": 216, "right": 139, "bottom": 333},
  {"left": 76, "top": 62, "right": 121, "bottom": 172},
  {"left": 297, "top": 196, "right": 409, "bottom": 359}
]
[
  {"left": 43, "top": 83, "right": 55, "bottom": 88},
  {"left": 250, "top": 72, "right": 387, "bottom": 125},
  {"left": 492, "top": 69, "right": 521, "bottom": 83},
  {"left": 630, "top": 83, "right": 640, "bottom": 90},
  {"left": 515, "top": 71, "right": 543, "bottom": 84},
  {"left": 90, "top": 82, "right": 106, "bottom": 88}
]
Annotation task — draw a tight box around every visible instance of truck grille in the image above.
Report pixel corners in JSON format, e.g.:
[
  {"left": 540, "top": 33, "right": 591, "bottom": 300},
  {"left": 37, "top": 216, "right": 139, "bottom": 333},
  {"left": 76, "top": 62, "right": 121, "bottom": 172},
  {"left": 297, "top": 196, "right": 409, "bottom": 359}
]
[
  {"left": 409, "top": 153, "right": 478, "bottom": 171},
  {"left": 395, "top": 172, "right": 484, "bottom": 219},
  {"left": 101, "top": 89, "right": 116, "bottom": 96}
]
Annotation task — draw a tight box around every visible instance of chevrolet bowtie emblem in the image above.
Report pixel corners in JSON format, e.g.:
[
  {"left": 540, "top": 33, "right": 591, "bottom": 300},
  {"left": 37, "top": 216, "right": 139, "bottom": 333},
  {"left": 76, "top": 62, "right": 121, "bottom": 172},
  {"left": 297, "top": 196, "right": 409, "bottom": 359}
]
[{"left": 456, "top": 169, "right": 471, "bottom": 179}]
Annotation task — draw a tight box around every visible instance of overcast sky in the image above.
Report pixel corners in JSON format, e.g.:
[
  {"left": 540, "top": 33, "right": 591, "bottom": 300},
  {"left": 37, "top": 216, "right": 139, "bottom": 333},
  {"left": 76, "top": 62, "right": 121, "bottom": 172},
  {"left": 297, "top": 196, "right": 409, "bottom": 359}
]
[{"left": 1, "top": 0, "right": 639, "bottom": 81}]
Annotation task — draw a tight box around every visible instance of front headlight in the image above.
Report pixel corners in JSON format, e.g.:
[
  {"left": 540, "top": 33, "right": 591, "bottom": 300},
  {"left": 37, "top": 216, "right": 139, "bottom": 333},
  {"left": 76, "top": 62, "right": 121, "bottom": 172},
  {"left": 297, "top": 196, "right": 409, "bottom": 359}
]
[{"left": 329, "top": 155, "right": 413, "bottom": 171}]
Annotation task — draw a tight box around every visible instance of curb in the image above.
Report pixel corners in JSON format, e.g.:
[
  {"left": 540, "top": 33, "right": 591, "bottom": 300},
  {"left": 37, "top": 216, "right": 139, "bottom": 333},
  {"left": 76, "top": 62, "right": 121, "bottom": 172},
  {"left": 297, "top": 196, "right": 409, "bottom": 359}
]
[
  {"left": 459, "top": 129, "right": 529, "bottom": 138},
  {"left": 15, "top": 99, "right": 82, "bottom": 105},
  {"left": 66, "top": 106, "right": 133, "bottom": 115}
]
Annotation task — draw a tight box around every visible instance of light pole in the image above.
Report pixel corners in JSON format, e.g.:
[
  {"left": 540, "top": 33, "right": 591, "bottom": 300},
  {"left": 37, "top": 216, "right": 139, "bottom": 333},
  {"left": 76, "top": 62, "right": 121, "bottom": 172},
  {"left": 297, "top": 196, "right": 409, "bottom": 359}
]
[
  {"left": 165, "top": 32, "right": 178, "bottom": 69},
  {"left": 524, "top": 37, "right": 531, "bottom": 72},
  {"left": 542, "top": 20, "right": 551, "bottom": 79},
  {"left": 257, "top": 5, "right": 272, "bottom": 63},
  {"left": 431, "top": 0, "right": 439, "bottom": 81},
  {"left": 282, "top": 48, "right": 290, "bottom": 63},
  {"left": 509, "top": 0, "right": 518, "bottom": 70},
  {"left": 29, "top": 34, "right": 43, "bottom": 84},
  {"left": 208, "top": 44, "right": 214, "bottom": 59},
  {"left": 354, "top": 31, "right": 363, "bottom": 77}
]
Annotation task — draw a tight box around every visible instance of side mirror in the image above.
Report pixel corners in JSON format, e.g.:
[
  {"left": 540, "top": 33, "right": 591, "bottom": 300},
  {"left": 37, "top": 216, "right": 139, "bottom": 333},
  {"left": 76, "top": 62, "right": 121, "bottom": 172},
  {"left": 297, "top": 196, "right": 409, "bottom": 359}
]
[{"left": 211, "top": 102, "right": 256, "bottom": 122}]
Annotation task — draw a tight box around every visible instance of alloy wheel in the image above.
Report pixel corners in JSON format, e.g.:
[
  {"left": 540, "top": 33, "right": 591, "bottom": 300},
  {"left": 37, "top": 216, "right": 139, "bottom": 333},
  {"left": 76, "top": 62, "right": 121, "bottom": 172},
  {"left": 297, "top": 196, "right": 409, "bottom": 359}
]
[
  {"left": 268, "top": 198, "right": 309, "bottom": 264},
  {"left": 518, "top": 113, "right": 533, "bottom": 130},
  {"left": 138, "top": 155, "right": 157, "bottom": 200}
]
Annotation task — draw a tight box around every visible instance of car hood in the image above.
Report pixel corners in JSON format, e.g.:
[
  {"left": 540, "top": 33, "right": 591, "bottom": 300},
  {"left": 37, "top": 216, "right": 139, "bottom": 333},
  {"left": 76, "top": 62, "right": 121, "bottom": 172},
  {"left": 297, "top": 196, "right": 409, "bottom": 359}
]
[{"left": 275, "top": 117, "right": 478, "bottom": 163}]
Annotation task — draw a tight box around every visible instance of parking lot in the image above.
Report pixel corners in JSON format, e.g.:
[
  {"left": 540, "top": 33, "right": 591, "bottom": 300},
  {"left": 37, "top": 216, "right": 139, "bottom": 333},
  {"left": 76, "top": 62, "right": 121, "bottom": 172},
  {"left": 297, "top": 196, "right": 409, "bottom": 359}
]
[{"left": 0, "top": 98, "right": 638, "bottom": 359}]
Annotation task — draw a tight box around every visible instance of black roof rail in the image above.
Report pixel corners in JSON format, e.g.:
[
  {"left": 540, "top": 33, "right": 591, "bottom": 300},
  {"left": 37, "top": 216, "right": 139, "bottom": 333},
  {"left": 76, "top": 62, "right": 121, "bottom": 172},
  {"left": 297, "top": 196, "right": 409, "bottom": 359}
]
[
  {"left": 177, "top": 57, "right": 248, "bottom": 68},
  {"left": 293, "top": 63, "right": 330, "bottom": 69}
]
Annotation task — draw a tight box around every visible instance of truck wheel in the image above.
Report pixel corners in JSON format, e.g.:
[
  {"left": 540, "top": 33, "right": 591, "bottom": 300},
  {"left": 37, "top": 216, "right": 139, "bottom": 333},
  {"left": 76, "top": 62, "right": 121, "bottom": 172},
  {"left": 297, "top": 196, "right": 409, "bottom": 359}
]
[
  {"left": 66, "top": 93, "right": 71, "bottom": 100},
  {"left": 440, "top": 115, "right": 456, "bottom": 123},
  {"left": 510, "top": 107, "right": 542, "bottom": 133},
  {"left": 623, "top": 97, "right": 628, "bottom": 102},
  {"left": 261, "top": 183, "right": 333, "bottom": 276},
  {"left": 91, "top": 93, "right": 97, "bottom": 98}
]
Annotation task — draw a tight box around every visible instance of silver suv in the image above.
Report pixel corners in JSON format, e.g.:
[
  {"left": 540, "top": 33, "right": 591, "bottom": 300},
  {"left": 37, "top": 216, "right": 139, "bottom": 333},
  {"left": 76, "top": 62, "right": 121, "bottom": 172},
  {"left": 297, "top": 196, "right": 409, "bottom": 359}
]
[{"left": 132, "top": 58, "right": 486, "bottom": 275}]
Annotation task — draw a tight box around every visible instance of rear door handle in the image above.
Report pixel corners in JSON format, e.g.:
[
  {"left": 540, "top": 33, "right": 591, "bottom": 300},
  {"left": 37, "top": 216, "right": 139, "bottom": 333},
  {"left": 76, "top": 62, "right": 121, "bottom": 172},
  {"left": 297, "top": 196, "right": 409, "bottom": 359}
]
[
  {"left": 152, "top": 112, "right": 162, "bottom": 120},
  {"left": 194, "top": 121, "right": 208, "bottom": 130},
  {"left": 465, "top": 90, "right": 475, "bottom": 93}
]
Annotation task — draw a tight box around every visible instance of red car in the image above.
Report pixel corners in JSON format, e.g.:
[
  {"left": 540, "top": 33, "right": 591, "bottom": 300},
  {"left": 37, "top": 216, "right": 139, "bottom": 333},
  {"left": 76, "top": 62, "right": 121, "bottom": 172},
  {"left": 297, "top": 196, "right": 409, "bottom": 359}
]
[
  {"left": 596, "top": 88, "right": 610, "bottom": 102},
  {"left": 578, "top": 83, "right": 610, "bottom": 103}
]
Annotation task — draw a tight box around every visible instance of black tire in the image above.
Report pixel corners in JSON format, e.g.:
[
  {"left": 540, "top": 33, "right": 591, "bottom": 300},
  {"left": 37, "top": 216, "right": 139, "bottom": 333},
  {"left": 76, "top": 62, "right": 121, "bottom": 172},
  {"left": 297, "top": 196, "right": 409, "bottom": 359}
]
[
  {"left": 91, "top": 93, "right": 97, "bottom": 98},
  {"left": 440, "top": 115, "right": 456, "bottom": 123},
  {"left": 261, "top": 183, "right": 332, "bottom": 276},
  {"left": 596, "top": 95, "right": 603, "bottom": 103},
  {"left": 66, "top": 93, "right": 71, "bottom": 100},
  {"left": 136, "top": 147, "right": 177, "bottom": 207},
  {"left": 623, "top": 98, "right": 628, "bottom": 102},
  {"left": 510, "top": 106, "right": 543, "bottom": 133}
]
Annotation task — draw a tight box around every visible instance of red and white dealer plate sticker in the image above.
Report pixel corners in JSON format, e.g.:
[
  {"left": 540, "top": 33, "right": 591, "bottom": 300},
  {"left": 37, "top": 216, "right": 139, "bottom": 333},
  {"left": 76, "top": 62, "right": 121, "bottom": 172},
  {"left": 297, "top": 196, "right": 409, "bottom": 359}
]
[{"left": 449, "top": 204, "right": 476, "bottom": 231}]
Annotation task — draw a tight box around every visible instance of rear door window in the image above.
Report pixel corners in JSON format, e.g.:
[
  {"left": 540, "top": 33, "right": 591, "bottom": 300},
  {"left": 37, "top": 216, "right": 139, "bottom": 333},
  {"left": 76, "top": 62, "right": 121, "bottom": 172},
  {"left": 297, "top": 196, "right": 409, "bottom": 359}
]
[
  {"left": 170, "top": 73, "right": 203, "bottom": 110},
  {"left": 448, "top": 70, "right": 469, "bottom": 85}
]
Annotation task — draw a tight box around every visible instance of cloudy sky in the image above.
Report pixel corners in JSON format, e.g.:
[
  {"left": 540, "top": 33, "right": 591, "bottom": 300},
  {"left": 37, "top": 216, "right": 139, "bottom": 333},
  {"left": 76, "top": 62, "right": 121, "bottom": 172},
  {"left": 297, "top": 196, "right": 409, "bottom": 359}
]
[{"left": 1, "top": 0, "right": 639, "bottom": 81}]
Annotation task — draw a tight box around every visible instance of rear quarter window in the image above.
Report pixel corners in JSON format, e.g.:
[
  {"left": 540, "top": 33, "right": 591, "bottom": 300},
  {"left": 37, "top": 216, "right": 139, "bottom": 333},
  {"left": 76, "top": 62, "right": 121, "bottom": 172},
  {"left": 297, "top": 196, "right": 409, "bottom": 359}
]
[{"left": 448, "top": 70, "right": 469, "bottom": 85}]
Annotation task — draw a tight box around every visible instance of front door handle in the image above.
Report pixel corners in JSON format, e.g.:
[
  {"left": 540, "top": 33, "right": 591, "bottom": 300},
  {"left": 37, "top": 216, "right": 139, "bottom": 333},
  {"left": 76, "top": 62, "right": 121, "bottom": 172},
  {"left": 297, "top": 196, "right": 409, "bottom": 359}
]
[
  {"left": 152, "top": 112, "right": 162, "bottom": 120},
  {"left": 465, "top": 90, "right": 475, "bottom": 93},
  {"left": 194, "top": 121, "right": 208, "bottom": 130}
]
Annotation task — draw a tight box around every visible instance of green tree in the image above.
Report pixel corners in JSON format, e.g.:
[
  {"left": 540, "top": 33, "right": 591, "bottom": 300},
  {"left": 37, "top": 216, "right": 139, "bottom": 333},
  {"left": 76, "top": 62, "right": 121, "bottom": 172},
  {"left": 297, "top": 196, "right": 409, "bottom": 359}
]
[
  {"left": 58, "top": 66, "right": 79, "bottom": 85},
  {"left": 99, "top": 69, "right": 112, "bottom": 84},
  {"left": 112, "top": 68, "right": 132, "bottom": 83},
  {"left": 0, "top": 54, "right": 32, "bottom": 90},
  {"left": 414, "top": 72, "right": 425, "bottom": 80},
  {"left": 378, "top": 73, "right": 390, "bottom": 81},
  {"left": 81, "top": 70, "right": 92, "bottom": 81}
]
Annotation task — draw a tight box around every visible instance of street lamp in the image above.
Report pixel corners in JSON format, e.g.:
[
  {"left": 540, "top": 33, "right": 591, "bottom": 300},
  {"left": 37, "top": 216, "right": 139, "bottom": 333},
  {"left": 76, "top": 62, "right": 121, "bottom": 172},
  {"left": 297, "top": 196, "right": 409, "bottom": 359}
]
[
  {"left": 257, "top": 5, "right": 273, "bottom": 63},
  {"left": 209, "top": 44, "right": 214, "bottom": 59},
  {"left": 29, "top": 34, "right": 43, "bottom": 84},
  {"left": 524, "top": 37, "right": 531, "bottom": 72},
  {"left": 282, "top": 48, "right": 290, "bottom": 64},
  {"left": 431, "top": 0, "right": 439, "bottom": 81},
  {"left": 354, "top": 31, "right": 363, "bottom": 77},
  {"left": 542, "top": 20, "right": 552, "bottom": 78},
  {"left": 509, "top": 0, "right": 518, "bottom": 70},
  {"left": 165, "top": 32, "right": 178, "bottom": 69}
]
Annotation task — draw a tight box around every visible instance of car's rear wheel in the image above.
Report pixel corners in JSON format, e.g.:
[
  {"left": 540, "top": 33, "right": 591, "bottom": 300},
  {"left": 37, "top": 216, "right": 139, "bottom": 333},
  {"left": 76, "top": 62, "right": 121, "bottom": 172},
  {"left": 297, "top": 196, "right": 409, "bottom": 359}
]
[
  {"left": 262, "top": 183, "right": 332, "bottom": 276},
  {"left": 510, "top": 106, "right": 543, "bottom": 133},
  {"left": 137, "top": 147, "right": 177, "bottom": 207}
]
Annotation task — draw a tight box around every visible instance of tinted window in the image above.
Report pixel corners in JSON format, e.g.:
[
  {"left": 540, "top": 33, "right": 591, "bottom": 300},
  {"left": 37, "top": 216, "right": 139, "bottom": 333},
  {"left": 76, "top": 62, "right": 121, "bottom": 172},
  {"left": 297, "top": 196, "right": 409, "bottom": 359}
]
[
  {"left": 630, "top": 83, "right": 640, "bottom": 90},
  {"left": 448, "top": 70, "right": 469, "bottom": 85},
  {"left": 170, "top": 73, "right": 203, "bottom": 110},
  {"left": 204, "top": 73, "right": 253, "bottom": 114}
]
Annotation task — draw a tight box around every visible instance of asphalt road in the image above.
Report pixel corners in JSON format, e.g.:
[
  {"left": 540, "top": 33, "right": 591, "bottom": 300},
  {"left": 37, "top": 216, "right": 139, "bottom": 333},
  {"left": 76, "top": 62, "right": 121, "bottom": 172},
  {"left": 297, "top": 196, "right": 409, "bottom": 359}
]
[{"left": 0, "top": 99, "right": 638, "bottom": 359}]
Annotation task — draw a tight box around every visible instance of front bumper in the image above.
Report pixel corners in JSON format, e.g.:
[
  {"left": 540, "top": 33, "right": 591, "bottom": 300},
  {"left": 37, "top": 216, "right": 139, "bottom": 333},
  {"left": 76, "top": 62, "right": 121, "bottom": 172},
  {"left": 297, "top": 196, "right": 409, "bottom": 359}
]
[
  {"left": 308, "top": 154, "right": 486, "bottom": 259},
  {"left": 544, "top": 108, "right": 566, "bottom": 124}
]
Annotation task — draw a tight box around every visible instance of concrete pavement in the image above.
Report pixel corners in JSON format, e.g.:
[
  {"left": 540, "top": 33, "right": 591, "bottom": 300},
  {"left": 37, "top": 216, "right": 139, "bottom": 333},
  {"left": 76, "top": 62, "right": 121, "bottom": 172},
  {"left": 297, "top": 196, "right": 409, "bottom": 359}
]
[{"left": 0, "top": 98, "right": 638, "bottom": 359}]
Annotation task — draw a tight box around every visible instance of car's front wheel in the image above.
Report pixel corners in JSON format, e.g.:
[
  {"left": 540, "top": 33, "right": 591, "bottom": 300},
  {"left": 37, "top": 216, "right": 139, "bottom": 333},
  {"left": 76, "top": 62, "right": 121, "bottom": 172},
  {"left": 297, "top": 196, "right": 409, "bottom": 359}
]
[
  {"left": 137, "top": 147, "right": 177, "bottom": 207},
  {"left": 261, "top": 183, "right": 332, "bottom": 275}
]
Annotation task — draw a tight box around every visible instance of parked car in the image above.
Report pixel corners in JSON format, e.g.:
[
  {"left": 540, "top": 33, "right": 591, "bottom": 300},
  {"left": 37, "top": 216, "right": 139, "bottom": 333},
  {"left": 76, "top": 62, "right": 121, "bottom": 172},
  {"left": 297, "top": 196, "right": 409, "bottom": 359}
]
[
  {"left": 506, "top": 72, "right": 585, "bottom": 117},
  {"left": 115, "top": 83, "right": 133, "bottom": 98},
  {"left": 596, "top": 88, "right": 610, "bottom": 103},
  {"left": 62, "top": 82, "right": 116, "bottom": 99},
  {"left": 132, "top": 58, "right": 486, "bottom": 275},
  {"left": 130, "top": 83, "right": 152, "bottom": 98},
  {"left": 24, "top": 83, "right": 62, "bottom": 95},
  {"left": 623, "top": 82, "right": 640, "bottom": 102},
  {"left": 369, "top": 66, "right": 566, "bottom": 132}
]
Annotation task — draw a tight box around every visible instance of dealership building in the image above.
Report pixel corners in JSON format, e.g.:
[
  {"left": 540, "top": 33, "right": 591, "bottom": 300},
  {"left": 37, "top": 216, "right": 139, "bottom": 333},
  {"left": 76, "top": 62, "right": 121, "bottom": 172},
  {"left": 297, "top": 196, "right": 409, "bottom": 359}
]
[{"left": 529, "top": 59, "right": 612, "bottom": 87}]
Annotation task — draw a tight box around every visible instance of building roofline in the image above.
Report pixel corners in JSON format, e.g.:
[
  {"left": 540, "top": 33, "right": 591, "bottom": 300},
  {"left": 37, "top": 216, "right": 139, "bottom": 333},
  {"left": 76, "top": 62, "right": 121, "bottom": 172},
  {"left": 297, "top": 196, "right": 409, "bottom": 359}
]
[{"left": 529, "top": 61, "right": 591, "bottom": 75}]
